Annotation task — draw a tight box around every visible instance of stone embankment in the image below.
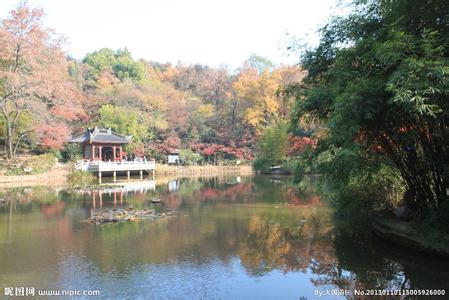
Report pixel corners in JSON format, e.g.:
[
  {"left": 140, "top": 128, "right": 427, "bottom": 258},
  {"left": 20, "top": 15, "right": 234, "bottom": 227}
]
[{"left": 372, "top": 217, "right": 449, "bottom": 258}]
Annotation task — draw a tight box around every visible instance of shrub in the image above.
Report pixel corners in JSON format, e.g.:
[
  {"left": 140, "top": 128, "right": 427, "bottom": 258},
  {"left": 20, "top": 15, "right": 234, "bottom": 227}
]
[
  {"left": 179, "top": 148, "right": 203, "bottom": 166},
  {"left": 60, "top": 143, "right": 82, "bottom": 162},
  {"left": 252, "top": 157, "right": 271, "bottom": 172},
  {"left": 67, "top": 169, "right": 94, "bottom": 188}
]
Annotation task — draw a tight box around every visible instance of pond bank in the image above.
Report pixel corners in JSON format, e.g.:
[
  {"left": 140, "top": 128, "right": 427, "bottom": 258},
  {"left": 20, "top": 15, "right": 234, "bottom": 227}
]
[
  {"left": 0, "top": 163, "right": 70, "bottom": 187},
  {"left": 0, "top": 164, "right": 253, "bottom": 187},
  {"left": 372, "top": 217, "right": 449, "bottom": 258}
]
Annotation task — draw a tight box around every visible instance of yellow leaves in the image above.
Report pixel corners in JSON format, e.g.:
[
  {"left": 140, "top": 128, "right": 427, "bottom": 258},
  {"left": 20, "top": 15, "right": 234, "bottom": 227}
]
[
  {"left": 96, "top": 71, "right": 118, "bottom": 94},
  {"left": 196, "top": 104, "right": 215, "bottom": 118},
  {"left": 232, "top": 65, "right": 305, "bottom": 132},
  {"left": 143, "top": 95, "right": 168, "bottom": 111},
  {"left": 244, "top": 108, "right": 263, "bottom": 128}
]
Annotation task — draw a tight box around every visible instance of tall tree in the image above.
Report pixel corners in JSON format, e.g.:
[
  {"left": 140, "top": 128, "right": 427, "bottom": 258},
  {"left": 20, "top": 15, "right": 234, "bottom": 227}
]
[
  {"left": 288, "top": 0, "right": 449, "bottom": 216},
  {"left": 246, "top": 53, "right": 275, "bottom": 74},
  {"left": 0, "top": 3, "right": 81, "bottom": 158}
]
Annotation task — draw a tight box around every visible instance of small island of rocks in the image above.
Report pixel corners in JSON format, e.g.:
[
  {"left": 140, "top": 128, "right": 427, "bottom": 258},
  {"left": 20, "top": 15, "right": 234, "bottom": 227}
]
[{"left": 85, "top": 207, "right": 177, "bottom": 225}]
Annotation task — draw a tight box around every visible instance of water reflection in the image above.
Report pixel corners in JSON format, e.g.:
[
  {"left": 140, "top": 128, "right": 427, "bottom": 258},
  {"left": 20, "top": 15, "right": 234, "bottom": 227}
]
[{"left": 0, "top": 176, "right": 448, "bottom": 299}]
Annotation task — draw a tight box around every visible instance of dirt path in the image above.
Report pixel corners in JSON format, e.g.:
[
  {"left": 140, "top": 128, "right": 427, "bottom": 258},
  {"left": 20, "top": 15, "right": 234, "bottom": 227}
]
[{"left": 0, "top": 163, "right": 70, "bottom": 187}]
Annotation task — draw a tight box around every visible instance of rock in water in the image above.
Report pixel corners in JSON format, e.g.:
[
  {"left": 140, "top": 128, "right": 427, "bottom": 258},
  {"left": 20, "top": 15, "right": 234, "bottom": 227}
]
[
  {"left": 151, "top": 198, "right": 161, "bottom": 203},
  {"left": 85, "top": 207, "right": 175, "bottom": 225}
]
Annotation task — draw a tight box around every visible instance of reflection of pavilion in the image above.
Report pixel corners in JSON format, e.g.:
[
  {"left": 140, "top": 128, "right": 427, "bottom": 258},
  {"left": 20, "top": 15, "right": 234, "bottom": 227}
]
[
  {"left": 69, "top": 127, "right": 156, "bottom": 183},
  {"left": 82, "top": 180, "right": 156, "bottom": 209},
  {"left": 168, "top": 180, "right": 180, "bottom": 192}
]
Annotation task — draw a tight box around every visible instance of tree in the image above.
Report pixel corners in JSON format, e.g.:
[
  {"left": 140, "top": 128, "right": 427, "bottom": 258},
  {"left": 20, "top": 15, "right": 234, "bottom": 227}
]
[
  {"left": 97, "top": 104, "right": 149, "bottom": 143},
  {"left": 83, "top": 48, "right": 144, "bottom": 83},
  {"left": 82, "top": 48, "right": 116, "bottom": 81},
  {"left": 288, "top": 0, "right": 449, "bottom": 217},
  {"left": 179, "top": 148, "right": 202, "bottom": 166},
  {"left": 253, "top": 121, "right": 290, "bottom": 171},
  {"left": 246, "top": 53, "right": 275, "bottom": 74},
  {"left": 0, "top": 3, "right": 82, "bottom": 158},
  {"left": 233, "top": 66, "right": 305, "bottom": 133}
]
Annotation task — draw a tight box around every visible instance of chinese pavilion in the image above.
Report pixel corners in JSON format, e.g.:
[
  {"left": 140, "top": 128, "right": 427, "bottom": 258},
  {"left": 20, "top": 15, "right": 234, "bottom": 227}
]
[{"left": 69, "top": 127, "right": 132, "bottom": 161}]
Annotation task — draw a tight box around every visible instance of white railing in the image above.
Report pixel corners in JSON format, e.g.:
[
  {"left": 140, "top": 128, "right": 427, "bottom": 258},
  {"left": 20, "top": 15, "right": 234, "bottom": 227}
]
[{"left": 75, "top": 160, "right": 156, "bottom": 172}]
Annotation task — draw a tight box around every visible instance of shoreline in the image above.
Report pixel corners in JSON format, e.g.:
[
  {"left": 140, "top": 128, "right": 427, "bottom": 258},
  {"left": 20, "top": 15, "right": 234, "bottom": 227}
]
[
  {"left": 371, "top": 217, "right": 449, "bottom": 258},
  {"left": 0, "top": 163, "right": 70, "bottom": 188},
  {"left": 0, "top": 164, "right": 253, "bottom": 188}
]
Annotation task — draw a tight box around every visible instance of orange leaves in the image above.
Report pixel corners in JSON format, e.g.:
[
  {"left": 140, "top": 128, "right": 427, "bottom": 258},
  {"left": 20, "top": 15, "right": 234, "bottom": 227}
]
[
  {"left": 288, "top": 136, "right": 317, "bottom": 156},
  {"left": 34, "top": 123, "right": 71, "bottom": 150},
  {"left": 0, "top": 3, "right": 86, "bottom": 157},
  {"left": 232, "top": 65, "right": 306, "bottom": 133}
]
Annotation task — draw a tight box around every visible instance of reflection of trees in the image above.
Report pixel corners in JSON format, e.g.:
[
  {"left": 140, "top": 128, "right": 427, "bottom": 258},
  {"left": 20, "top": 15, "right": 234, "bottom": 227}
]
[
  {"left": 309, "top": 218, "right": 449, "bottom": 295},
  {"left": 2, "top": 177, "right": 448, "bottom": 294},
  {"left": 0, "top": 187, "right": 60, "bottom": 214},
  {"left": 238, "top": 206, "right": 334, "bottom": 275},
  {"left": 310, "top": 219, "right": 406, "bottom": 293}
]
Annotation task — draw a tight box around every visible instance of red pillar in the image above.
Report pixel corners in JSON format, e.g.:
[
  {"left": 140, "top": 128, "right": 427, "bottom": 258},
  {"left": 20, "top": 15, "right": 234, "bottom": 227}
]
[
  {"left": 99, "top": 146, "right": 103, "bottom": 161},
  {"left": 91, "top": 145, "right": 95, "bottom": 161},
  {"left": 113, "top": 146, "right": 117, "bottom": 161}
]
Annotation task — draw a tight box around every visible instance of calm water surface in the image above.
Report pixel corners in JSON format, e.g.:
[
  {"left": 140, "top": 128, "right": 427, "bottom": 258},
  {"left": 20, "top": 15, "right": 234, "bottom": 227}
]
[{"left": 0, "top": 176, "right": 448, "bottom": 299}]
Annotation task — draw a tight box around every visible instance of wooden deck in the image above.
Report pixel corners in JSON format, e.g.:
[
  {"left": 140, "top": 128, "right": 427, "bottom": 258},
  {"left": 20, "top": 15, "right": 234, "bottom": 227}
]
[{"left": 75, "top": 160, "right": 156, "bottom": 183}]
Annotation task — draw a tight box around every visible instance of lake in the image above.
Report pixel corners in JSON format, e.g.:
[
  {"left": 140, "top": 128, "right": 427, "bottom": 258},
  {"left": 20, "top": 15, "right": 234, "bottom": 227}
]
[{"left": 0, "top": 176, "right": 448, "bottom": 299}]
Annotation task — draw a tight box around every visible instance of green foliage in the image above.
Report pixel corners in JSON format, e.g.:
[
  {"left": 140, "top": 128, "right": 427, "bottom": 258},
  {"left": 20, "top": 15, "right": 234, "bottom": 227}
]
[
  {"left": 253, "top": 121, "right": 289, "bottom": 171},
  {"left": 179, "top": 148, "right": 203, "bottom": 166},
  {"left": 415, "top": 200, "right": 449, "bottom": 248},
  {"left": 113, "top": 49, "right": 145, "bottom": 82},
  {"left": 252, "top": 157, "right": 271, "bottom": 173},
  {"left": 247, "top": 53, "right": 275, "bottom": 74},
  {"left": 83, "top": 48, "right": 116, "bottom": 79},
  {"left": 97, "top": 104, "right": 149, "bottom": 144},
  {"left": 83, "top": 48, "right": 144, "bottom": 82},
  {"left": 280, "top": 158, "right": 297, "bottom": 174},
  {"left": 60, "top": 143, "right": 82, "bottom": 162},
  {"left": 288, "top": 0, "right": 449, "bottom": 219}
]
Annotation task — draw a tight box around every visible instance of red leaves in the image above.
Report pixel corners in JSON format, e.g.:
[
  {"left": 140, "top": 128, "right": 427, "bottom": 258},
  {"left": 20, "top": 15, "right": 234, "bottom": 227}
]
[
  {"left": 51, "top": 106, "right": 85, "bottom": 121},
  {"left": 288, "top": 136, "right": 317, "bottom": 156},
  {"left": 34, "top": 123, "right": 71, "bottom": 150},
  {"left": 189, "top": 142, "right": 253, "bottom": 160}
]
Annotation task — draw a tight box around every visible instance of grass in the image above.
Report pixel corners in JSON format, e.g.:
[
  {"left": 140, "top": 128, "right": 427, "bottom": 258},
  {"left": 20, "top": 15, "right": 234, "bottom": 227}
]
[{"left": 66, "top": 169, "right": 95, "bottom": 188}]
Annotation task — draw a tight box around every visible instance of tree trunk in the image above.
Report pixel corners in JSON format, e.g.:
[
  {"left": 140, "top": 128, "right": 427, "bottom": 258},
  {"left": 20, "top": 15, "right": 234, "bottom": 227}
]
[
  {"left": 2, "top": 103, "right": 20, "bottom": 160},
  {"left": 231, "top": 100, "right": 238, "bottom": 125}
]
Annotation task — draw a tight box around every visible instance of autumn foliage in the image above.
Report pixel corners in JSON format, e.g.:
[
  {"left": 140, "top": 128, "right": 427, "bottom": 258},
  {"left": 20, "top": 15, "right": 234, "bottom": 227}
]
[{"left": 0, "top": 3, "right": 307, "bottom": 163}]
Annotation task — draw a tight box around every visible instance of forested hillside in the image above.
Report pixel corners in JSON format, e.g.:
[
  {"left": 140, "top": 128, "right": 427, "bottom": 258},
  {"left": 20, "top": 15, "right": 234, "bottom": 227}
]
[{"left": 0, "top": 4, "right": 308, "bottom": 165}]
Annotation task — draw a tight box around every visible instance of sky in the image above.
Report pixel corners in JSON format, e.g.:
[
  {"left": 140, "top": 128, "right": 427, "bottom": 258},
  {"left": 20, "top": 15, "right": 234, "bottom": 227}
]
[{"left": 0, "top": 0, "right": 340, "bottom": 68}]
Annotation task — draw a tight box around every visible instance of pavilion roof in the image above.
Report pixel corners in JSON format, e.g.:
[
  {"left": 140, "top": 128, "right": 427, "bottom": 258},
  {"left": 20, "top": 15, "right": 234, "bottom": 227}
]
[{"left": 68, "top": 127, "right": 132, "bottom": 144}]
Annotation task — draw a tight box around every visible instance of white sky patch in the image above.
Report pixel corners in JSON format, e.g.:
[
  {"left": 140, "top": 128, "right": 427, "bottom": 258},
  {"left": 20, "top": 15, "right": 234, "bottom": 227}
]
[{"left": 0, "top": 0, "right": 339, "bottom": 68}]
